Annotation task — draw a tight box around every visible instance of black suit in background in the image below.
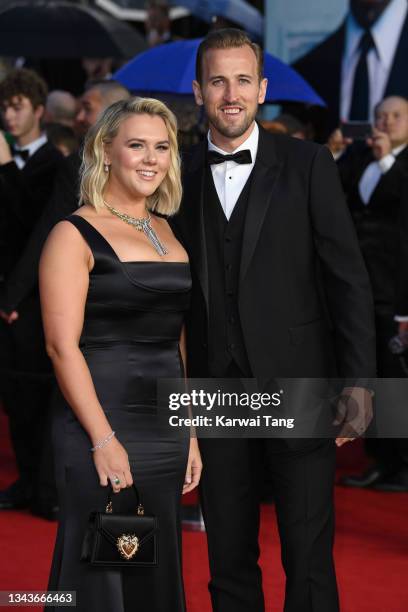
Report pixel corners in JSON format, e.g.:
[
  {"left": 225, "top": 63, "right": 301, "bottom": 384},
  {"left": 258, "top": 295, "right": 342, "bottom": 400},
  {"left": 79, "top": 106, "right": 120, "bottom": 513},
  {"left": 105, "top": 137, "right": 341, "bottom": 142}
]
[
  {"left": 1, "top": 151, "right": 81, "bottom": 313},
  {"left": 338, "top": 143, "right": 408, "bottom": 473},
  {"left": 395, "top": 177, "right": 408, "bottom": 314},
  {"left": 293, "top": 12, "right": 408, "bottom": 137},
  {"left": 0, "top": 141, "right": 63, "bottom": 274},
  {"left": 0, "top": 141, "right": 64, "bottom": 509},
  {"left": 173, "top": 126, "right": 376, "bottom": 612}
]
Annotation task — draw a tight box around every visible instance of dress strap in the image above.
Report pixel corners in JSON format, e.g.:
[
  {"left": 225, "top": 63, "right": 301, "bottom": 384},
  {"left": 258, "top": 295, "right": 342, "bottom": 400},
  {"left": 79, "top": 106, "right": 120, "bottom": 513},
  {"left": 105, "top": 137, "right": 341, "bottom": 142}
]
[{"left": 65, "top": 214, "right": 119, "bottom": 263}]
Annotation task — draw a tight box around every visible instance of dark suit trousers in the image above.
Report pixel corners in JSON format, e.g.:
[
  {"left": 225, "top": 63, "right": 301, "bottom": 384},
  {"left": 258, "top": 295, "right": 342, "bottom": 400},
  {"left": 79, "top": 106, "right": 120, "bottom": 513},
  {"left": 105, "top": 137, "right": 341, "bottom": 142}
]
[
  {"left": 198, "top": 367, "right": 339, "bottom": 612},
  {"left": 199, "top": 437, "right": 264, "bottom": 612},
  {"left": 1, "top": 294, "right": 56, "bottom": 504},
  {"left": 365, "top": 309, "right": 408, "bottom": 469},
  {"left": 265, "top": 438, "right": 338, "bottom": 612}
]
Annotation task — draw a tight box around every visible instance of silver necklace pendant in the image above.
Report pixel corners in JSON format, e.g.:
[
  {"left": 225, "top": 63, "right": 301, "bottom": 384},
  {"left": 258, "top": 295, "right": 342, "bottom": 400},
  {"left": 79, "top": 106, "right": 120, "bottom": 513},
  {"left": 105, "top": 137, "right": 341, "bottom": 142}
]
[{"left": 104, "top": 201, "right": 168, "bottom": 256}]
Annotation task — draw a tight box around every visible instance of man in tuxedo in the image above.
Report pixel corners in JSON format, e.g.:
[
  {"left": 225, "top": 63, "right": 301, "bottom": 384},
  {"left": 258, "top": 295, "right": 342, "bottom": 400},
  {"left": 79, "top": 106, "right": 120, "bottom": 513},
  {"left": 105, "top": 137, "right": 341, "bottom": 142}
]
[
  {"left": 0, "top": 68, "right": 63, "bottom": 517},
  {"left": 173, "top": 29, "right": 376, "bottom": 612},
  {"left": 0, "top": 69, "right": 63, "bottom": 273},
  {"left": 0, "top": 79, "right": 130, "bottom": 513},
  {"left": 294, "top": 0, "right": 408, "bottom": 135},
  {"left": 0, "top": 79, "right": 130, "bottom": 322},
  {"left": 331, "top": 95, "right": 408, "bottom": 491}
]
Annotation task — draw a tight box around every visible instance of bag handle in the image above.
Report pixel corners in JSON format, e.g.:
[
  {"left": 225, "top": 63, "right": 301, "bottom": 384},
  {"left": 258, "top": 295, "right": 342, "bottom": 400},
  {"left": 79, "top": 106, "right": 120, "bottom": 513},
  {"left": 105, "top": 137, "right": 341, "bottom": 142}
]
[{"left": 106, "top": 483, "right": 145, "bottom": 516}]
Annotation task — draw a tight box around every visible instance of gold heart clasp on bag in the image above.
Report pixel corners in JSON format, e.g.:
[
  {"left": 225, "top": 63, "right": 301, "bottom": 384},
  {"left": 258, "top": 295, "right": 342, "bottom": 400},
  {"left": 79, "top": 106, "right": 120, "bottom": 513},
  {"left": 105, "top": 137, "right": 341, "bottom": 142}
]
[{"left": 117, "top": 534, "right": 139, "bottom": 560}]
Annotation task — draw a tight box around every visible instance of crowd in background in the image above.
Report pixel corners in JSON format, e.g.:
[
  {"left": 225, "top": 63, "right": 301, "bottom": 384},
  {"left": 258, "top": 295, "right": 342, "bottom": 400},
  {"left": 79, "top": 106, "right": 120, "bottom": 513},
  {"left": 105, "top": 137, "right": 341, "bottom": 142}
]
[{"left": 0, "top": 0, "right": 408, "bottom": 519}]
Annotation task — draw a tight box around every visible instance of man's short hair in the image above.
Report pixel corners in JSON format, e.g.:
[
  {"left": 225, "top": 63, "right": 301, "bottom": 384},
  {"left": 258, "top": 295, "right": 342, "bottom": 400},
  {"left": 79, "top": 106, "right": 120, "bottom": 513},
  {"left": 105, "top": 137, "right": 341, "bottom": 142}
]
[
  {"left": 85, "top": 79, "right": 131, "bottom": 107},
  {"left": 46, "top": 90, "right": 77, "bottom": 125},
  {"left": 46, "top": 123, "right": 79, "bottom": 156},
  {"left": 373, "top": 95, "right": 408, "bottom": 116},
  {"left": 195, "top": 28, "right": 263, "bottom": 84},
  {"left": 0, "top": 68, "right": 48, "bottom": 109}
]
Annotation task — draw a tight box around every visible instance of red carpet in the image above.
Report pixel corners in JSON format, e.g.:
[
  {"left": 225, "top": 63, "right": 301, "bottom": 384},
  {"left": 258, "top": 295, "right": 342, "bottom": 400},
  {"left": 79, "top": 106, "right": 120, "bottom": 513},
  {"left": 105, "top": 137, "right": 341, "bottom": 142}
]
[{"left": 1, "top": 408, "right": 407, "bottom": 611}]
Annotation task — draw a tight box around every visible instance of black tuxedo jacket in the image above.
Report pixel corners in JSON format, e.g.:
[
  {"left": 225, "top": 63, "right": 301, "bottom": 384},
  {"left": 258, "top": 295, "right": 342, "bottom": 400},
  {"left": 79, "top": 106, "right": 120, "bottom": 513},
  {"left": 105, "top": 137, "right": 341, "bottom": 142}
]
[
  {"left": 0, "top": 141, "right": 63, "bottom": 275},
  {"left": 337, "top": 144, "right": 408, "bottom": 308},
  {"left": 172, "top": 126, "right": 376, "bottom": 381},
  {"left": 1, "top": 150, "right": 80, "bottom": 311},
  {"left": 293, "top": 12, "right": 408, "bottom": 133},
  {"left": 395, "top": 176, "right": 408, "bottom": 315}
]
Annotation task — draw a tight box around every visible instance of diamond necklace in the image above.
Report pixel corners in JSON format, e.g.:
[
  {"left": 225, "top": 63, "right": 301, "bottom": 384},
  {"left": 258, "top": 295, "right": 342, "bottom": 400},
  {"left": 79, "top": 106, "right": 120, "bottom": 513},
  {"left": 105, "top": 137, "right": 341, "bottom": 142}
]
[{"left": 103, "top": 200, "right": 168, "bottom": 256}]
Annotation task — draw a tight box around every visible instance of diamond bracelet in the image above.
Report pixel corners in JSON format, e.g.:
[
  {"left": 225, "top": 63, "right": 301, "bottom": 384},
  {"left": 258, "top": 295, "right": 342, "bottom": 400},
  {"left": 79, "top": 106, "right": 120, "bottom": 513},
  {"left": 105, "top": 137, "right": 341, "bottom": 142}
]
[{"left": 91, "top": 430, "right": 116, "bottom": 452}]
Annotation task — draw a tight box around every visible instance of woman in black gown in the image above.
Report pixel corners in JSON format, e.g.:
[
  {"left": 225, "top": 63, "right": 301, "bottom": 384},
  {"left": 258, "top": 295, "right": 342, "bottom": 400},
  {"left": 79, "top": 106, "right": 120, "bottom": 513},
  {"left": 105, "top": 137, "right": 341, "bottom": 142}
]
[{"left": 39, "top": 97, "right": 202, "bottom": 611}]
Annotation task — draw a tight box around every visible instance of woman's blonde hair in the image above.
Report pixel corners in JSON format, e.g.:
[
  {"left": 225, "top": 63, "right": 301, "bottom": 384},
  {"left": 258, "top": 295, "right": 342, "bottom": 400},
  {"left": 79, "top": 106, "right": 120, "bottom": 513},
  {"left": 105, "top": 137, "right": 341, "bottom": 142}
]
[{"left": 79, "top": 96, "right": 182, "bottom": 216}]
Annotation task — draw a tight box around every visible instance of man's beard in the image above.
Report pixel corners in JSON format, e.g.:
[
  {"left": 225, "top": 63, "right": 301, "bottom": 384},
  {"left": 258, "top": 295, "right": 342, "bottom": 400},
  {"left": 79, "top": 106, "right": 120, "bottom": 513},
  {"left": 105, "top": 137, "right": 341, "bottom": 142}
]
[{"left": 208, "top": 106, "right": 258, "bottom": 140}]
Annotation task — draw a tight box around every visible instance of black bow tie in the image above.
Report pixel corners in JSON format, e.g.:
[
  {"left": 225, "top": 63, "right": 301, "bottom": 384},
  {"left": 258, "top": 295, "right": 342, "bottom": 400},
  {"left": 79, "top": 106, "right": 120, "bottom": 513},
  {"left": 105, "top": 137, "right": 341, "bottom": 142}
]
[
  {"left": 207, "top": 149, "right": 252, "bottom": 165},
  {"left": 11, "top": 146, "right": 30, "bottom": 161}
]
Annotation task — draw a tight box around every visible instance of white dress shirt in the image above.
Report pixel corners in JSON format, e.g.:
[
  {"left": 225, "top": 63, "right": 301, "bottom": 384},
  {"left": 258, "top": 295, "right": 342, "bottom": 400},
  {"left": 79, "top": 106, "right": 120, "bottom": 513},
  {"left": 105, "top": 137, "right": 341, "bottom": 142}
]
[
  {"left": 341, "top": 0, "right": 408, "bottom": 122},
  {"left": 358, "top": 143, "right": 407, "bottom": 204},
  {"left": 207, "top": 122, "right": 259, "bottom": 220},
  {"left": 13, "top": 133, "right": 47, "bottom": 169}
]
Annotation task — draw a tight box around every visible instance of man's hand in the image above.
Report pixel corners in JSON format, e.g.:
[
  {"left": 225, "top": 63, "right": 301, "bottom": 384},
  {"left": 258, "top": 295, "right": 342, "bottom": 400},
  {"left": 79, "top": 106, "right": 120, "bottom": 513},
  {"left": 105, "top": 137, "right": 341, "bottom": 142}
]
[
  {"left": 367, "top": 128, "right": 392, "bottom": 161},
  {"left": 334, "top": 386, "right": 373, "bottom": 447},
  {"left": 326, "top": 128, "right": 353, "bottom": 158},
  {"left": 183, "top": 437, "right": 202, "bottom": 494},
  {"left": 0, "top": 132, "right": 13, "bottom": 165},
  {"left": 0, "top": 309, "right": 19, "bottom": 324}
]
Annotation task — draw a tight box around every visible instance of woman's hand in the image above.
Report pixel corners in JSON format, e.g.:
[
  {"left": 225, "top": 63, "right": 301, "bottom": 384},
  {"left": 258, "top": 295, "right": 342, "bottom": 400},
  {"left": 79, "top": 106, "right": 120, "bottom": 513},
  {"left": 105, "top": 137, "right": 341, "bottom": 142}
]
[
  {"left": 183, "top": 437, "right": 202, "bottom": 494},
  {"left": 93, "top": 437, "right": 133, "bottom": 493}
]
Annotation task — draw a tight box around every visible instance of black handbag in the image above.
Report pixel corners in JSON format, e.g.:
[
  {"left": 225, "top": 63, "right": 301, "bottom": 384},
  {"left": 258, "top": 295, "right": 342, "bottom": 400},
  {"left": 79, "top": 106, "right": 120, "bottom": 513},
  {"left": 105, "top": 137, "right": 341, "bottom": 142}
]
[{"left": 80, "top": 484, "right": 158, "bottom": 567}]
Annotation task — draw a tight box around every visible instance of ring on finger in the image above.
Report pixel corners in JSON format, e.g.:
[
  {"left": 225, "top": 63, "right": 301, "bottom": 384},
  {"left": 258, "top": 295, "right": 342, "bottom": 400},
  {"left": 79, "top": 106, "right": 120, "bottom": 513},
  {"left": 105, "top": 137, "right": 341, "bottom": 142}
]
[{"left": 111, "top": 476, "right": 121, "bottom": 486}]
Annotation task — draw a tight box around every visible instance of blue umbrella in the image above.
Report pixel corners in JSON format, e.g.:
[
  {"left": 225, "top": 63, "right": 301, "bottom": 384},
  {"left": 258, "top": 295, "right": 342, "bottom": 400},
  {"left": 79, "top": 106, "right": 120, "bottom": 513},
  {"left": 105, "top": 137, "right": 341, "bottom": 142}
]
[
  {"left": 170, "top": 0, "right": 263, "bottom": 39},
  {"left": 114, "top": 39, "right": 326, "bottom": 107}
]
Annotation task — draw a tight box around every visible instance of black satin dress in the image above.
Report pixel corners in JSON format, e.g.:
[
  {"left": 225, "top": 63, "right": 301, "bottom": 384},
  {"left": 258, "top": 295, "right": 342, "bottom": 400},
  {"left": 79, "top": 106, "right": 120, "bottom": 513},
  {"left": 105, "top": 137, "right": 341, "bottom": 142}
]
[{"left": 48, "top": 215, "right": 191, "bottom": 612}]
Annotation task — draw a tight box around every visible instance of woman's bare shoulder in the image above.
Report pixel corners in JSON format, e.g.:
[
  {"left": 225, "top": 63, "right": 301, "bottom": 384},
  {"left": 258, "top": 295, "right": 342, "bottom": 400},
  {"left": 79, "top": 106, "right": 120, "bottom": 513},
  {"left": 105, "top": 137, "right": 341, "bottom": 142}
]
[
  {"left": 71, "top": 204, "right": 101, "bottom": 219},
  {"left": 45, "top": 214, "right": 89, "bottom": 252}
]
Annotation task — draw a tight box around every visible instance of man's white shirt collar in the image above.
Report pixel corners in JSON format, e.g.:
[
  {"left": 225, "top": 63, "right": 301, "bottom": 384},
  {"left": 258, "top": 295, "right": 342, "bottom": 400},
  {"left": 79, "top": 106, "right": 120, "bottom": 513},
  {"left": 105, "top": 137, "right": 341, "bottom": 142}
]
[
  {"left": 392, "top": 143, "right": 407, "bottom": 157},
  {"left": 14, "top": 133, "right": 47, "bottom": 157},
  {"left": 207, "top": 121, "right": 259, "bottom": 161},
  {"left": 13, "top": 133, "right": 47, "bottom": 168},
  {"left": 207, "top": 123, "right": 259, "bottom": 220}
]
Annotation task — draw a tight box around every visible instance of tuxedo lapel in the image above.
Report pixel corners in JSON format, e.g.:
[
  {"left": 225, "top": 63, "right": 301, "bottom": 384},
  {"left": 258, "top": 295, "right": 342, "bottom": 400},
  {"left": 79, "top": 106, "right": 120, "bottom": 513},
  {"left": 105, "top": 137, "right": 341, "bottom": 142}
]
[
  {"left": 294, "top": 23, "right": 345, "bottom": 126},
  {"left": 369, "top": 145, "right": 408, "bottom": 204},
  {"left": 385, "top": 13, "right": 408, "bottom": 98},
  {"left": 182, "top": 142, "right": 209, "bottom": 310},
  {"left": 239, "top": 127, "right": 283, "bottom": 284},
  {"left": 322, "top": 25, "right": 344, "bottom": 122},
  {"left": 184, "top": 129, "right": 283, "bottom": 297},
  {"left": 22, "top": 141, "right": 55, "bottom": 173}
]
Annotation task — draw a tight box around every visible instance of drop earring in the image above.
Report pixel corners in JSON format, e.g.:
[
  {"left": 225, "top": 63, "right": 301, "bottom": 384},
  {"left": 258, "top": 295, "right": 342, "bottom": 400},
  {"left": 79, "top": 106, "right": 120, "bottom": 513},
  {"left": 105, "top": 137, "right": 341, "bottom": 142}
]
[{"left": 104, "top": 163, "right": 109, "bottom": 173}]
